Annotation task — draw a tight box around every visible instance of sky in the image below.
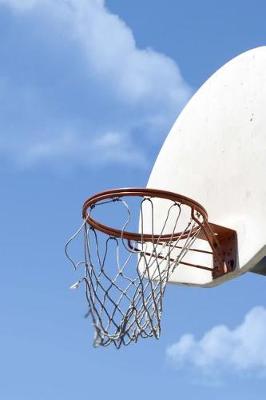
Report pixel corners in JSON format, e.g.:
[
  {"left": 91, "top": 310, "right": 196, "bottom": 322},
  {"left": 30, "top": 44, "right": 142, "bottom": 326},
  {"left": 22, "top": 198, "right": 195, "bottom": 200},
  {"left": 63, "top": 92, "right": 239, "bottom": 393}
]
[{"left": 1, "top": 0, "right": 266, "bottom": 399}]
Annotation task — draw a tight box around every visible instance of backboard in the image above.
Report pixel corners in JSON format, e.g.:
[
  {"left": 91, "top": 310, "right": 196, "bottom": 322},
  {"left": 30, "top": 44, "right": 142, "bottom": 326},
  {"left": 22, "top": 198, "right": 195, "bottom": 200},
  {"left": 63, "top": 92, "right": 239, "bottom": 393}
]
[{"left": 147, "top": 46, "right": 266, "bottom": 287}]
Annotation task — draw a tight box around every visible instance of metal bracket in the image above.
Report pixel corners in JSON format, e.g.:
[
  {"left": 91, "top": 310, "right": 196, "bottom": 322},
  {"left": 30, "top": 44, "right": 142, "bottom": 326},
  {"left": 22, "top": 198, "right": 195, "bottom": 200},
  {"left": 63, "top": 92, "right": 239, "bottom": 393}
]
[{"left": 208, "top": 223, "right": 238, "bottom": 279}]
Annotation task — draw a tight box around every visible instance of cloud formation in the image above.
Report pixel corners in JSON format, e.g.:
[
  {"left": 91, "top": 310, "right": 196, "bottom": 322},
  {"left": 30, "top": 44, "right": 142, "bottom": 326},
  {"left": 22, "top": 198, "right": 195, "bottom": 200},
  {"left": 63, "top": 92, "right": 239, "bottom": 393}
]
[
  {"left": 166, "top": 306, "right": 266, "bottom": 377},
  {"left": 0, "top": 0, "right": 191, "bottom": 169}
]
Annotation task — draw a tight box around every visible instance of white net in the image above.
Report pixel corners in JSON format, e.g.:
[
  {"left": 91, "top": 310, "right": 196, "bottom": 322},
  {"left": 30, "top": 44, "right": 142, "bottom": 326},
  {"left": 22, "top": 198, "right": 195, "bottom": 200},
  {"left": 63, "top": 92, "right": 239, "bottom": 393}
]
[{"left": 65, "top": 194, "right": 204, "bottom": 348}]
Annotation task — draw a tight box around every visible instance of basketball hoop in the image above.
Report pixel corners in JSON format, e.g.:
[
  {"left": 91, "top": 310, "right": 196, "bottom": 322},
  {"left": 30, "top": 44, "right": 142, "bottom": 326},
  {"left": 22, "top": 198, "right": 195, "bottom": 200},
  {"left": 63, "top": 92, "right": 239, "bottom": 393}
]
[{"left": 65, "top": 188, "right": 236, "bottom": 348}]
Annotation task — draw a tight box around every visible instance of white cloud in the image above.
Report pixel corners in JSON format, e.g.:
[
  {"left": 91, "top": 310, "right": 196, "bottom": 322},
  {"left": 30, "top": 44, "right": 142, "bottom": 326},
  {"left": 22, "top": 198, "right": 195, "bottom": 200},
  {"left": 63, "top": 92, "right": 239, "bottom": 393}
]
[
  {"left": 0, "top": 0, "right": 191, "bottom": 168},
  {"left": 69, "top": 0, "right": 189, "bottom": 105},
  {"left": 20, "top": 131, "right": 147, "bottom": 168},
  {"left": 166, "top": 306, "right": 266, "bottom": 376}
]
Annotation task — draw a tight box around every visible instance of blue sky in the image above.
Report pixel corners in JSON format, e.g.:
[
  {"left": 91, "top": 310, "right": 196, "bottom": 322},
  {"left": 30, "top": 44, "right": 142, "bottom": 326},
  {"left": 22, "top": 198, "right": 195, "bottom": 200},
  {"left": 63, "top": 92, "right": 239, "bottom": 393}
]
[{"left": 1, "top": 0, "right": 266, "bottom": 399}]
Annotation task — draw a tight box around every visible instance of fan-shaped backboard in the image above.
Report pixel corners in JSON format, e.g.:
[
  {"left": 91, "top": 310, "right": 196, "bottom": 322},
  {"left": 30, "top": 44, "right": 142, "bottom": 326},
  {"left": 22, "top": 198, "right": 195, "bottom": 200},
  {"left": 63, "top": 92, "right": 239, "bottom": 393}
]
[{"left": 147, "top": 47, "right": 266, "bottom": 287}]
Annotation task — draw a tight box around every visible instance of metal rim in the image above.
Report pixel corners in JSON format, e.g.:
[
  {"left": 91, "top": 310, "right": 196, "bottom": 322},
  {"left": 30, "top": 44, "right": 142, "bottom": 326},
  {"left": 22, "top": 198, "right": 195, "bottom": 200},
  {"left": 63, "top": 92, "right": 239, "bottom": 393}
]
[{"left": 82, "top": 187, "right": 209, "bottom": 242}]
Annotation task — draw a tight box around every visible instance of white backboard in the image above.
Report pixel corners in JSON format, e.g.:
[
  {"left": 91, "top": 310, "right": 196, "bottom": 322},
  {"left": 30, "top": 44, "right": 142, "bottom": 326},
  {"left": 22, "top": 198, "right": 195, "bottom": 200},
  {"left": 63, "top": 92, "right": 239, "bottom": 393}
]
[{"left": 147, "top": 47, "right": 266, "bottom": 287}]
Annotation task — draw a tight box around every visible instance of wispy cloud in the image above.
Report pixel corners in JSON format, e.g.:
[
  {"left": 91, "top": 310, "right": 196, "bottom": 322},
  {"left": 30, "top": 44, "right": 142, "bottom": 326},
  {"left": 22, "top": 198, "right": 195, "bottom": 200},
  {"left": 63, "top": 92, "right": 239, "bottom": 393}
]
[
  {"left": 0, "top": 0, "right": 191, "bottom": 169},
  {"left": 166, "top": 307, "right": 266, "bottom": 379},
  {"left": 21, "top": 131, "right": 147, "bottom": 168},
  {"left": 0, "top": 0, "right": 38, "bottom": 11}
]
